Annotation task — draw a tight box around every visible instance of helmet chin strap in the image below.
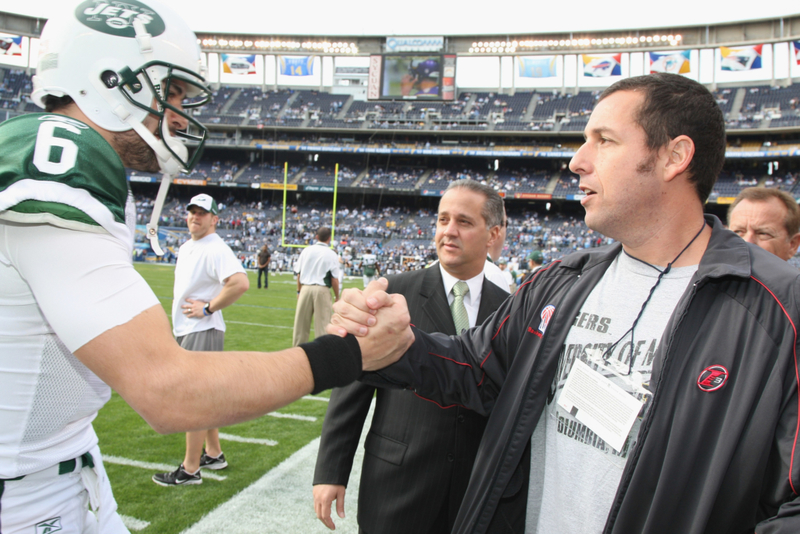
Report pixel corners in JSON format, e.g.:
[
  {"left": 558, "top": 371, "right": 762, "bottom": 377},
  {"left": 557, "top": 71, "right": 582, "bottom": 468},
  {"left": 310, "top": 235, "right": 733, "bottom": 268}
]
[
  {"left": 127, "top": 118, "right": 187, "bottom": 255},
  {"left": 145, "top": 171, "right": 172, "bottom": 256}
]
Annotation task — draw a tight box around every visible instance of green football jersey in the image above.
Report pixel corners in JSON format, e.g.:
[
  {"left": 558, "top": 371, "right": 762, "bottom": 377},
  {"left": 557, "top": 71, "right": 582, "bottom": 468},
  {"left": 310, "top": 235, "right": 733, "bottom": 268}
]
[{"left": 0, "top": 113, "right": 135, "bottom": 248}]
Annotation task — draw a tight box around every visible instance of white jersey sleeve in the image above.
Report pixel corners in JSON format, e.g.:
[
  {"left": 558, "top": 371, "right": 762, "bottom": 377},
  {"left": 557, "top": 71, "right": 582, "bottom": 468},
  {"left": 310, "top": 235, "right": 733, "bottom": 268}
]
[{"left": 0, "top": 223, "right": 159, "bottom": 351}]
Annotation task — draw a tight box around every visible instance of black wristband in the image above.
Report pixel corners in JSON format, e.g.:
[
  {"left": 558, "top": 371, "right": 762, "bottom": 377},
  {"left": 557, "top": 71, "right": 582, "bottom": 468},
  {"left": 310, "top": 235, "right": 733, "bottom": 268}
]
[{"left": 301, "top": 334, "right": 362, "bottom": 394}]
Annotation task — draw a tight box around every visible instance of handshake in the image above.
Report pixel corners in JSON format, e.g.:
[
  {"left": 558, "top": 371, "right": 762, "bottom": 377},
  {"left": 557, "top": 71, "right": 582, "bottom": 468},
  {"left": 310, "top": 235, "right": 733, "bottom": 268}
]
[{"left": 328, "top": 277, "right": 415, "bottom": 371}]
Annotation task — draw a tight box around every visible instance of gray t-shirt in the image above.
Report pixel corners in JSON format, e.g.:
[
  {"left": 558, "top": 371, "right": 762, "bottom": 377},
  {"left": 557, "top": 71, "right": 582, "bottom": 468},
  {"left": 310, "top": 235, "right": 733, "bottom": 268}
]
[{"left": 527, "top": 251, "right": 696, "bottom": 533}]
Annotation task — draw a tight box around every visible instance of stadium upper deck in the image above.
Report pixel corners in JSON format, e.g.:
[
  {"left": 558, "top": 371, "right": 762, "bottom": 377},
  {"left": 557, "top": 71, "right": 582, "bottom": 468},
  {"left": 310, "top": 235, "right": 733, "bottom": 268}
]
[{"left": 2, "top": 9, "right": 800, "bottom": 205}]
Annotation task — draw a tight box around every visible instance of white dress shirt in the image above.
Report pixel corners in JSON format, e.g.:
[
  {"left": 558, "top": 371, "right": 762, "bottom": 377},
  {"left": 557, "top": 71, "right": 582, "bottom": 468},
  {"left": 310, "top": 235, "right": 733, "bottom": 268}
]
[{"left": 438, "top": 263, "right": 485, "bottom": 328}]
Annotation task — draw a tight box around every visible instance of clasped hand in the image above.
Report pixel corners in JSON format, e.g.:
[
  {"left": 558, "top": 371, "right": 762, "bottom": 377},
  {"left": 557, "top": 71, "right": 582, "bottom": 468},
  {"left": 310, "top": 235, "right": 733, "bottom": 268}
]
[{"left": 327, "top": 278, "right": 414, "bottom": 371}]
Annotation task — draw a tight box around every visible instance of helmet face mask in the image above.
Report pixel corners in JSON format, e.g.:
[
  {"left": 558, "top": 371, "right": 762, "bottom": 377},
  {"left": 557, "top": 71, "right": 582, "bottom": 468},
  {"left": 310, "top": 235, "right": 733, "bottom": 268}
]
[
  {"left": 32, "top": 0, "right": 212, "bottom": 174},
  {"left": 116, "top": 60, "right": 211, "bottom": 172}
]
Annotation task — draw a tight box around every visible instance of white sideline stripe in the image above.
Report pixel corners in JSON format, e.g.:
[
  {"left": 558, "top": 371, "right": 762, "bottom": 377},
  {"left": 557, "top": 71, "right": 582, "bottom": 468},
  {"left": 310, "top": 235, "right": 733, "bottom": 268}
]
[
  {"left": 268, "top": 412, "right": 317, "bottom": 422},
  {"left": 180, "top": 400, "right": 375, "bottom": 534},
  {"left": 302, "top": 395, "right": 330, "bottom": 402},
  {"left": 219, "top": 432, "right": 277, "bottom": 446},
  {"left": 119, "top": 515, "right": 150, "bottom": 531},
  {"left": 227, "top": 320, "right": 293, "bottom": 329},
  {"left": 102, "top": 455, "right": 227, "bottom": 481}
]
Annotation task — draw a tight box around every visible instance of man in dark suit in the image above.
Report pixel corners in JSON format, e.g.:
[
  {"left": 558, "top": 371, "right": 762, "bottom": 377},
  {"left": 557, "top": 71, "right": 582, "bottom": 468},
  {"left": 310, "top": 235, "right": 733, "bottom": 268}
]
[{"left": 313, "top": 179, "right": 508, "bottom": 533}]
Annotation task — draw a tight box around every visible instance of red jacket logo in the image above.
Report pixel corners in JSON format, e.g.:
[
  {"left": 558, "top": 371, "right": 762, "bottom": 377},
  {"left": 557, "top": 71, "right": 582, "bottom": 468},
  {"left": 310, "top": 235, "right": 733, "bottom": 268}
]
[
  {"left": 537, "top": 305, "right": 555, "bottom": 335},
  {"left": 697, "top": 365, "right": 729, "bottom": 392}
]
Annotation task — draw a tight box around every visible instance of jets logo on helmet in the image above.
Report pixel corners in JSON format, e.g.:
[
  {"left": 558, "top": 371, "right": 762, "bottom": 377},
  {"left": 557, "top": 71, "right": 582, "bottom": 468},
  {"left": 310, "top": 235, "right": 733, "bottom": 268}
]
[{"left": 77, "top": 1, "right": 166, "bottom": 37}]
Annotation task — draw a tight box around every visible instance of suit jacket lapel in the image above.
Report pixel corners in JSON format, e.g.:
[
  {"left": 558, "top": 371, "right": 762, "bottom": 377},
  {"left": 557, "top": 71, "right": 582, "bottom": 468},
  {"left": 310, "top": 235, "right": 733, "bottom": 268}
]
[{"left": 420, "top": 266, "right": 457, "bottom": 335}]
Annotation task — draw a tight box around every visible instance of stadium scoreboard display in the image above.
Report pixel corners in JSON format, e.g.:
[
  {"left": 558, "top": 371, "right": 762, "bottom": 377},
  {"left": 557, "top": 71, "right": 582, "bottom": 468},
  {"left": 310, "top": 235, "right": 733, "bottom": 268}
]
[{"left": 368, "top": 54, "right": 456, "bottom": 101}]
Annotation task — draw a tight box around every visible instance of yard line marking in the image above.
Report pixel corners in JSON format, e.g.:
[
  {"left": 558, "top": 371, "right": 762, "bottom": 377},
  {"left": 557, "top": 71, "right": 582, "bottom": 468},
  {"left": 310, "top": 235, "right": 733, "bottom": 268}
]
[
  {"left": 119, "top": 515, "right": 150, "bottom": 531},
  {"left": 181, "top": 400, "right": 374, "bottom": 534},
  {"left": 103, "top": 455, "right": 227, "bottom": 481},
  {"left": 302, "top": 395, "right": 330, "bottom": 402},
  {"left": 268, "top": 412, "right": 317, "bottom": 422},
  {"left": 219, "top": 432, "right": 277, "bottom": 446},
  {"left": 226, "top": 321, "right": 293, "bottom": 329}
]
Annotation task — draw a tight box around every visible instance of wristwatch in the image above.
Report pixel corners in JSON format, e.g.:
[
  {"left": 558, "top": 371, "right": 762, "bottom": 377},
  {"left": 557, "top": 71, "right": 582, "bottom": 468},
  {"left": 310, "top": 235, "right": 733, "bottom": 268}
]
[{"left": 203, "top": 302, "right": 214, "bottom": 315}]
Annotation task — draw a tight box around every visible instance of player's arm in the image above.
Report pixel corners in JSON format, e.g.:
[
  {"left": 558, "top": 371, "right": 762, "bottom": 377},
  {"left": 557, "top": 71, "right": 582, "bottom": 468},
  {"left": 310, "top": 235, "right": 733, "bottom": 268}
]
[
  {"left": 8, "top": 225, "right": 398, "bottom": 434},
  {"left": 331, "top": 276, "right": 340, "bottom": 302},
  {"left": 75, "top": 304, "right": 317, "bottom": 433},
  {"left": 84, "top": 296, "right": 410, "bottom": 435}
]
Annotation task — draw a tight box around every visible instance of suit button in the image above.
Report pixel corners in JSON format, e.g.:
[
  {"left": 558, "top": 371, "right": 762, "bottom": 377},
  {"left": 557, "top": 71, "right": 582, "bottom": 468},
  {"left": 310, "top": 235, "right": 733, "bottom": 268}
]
[
  {"left": 457, "top": 414, "right": 465, "bottom": 423},
  {"left": 447, "top": 453, "right": 454, "bottom": 462}
]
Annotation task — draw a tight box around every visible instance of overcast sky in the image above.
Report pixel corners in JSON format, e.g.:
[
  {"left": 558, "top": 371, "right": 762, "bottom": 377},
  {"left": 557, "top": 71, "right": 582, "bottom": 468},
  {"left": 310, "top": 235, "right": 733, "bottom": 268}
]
[{"left": 2, "top": 0, "right": 799, "bottom": 37}]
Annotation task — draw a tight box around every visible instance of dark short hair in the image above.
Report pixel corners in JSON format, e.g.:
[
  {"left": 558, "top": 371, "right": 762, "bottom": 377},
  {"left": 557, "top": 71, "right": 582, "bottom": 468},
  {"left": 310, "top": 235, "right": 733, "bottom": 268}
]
[
  {"left": 600, "top": 73, "right": 726, "bottom": 203},
  {"left": 728, "top": 187, "right": 800, "bottom": 236},
  {"left": 317, "top": 227, "right": 332, "bottom": 242},
  {"left": 443, "top": 179, "right": 504, "bottom": 229},
  {"left": 43, "top": 94, "right": 74, "bottom": 113}
]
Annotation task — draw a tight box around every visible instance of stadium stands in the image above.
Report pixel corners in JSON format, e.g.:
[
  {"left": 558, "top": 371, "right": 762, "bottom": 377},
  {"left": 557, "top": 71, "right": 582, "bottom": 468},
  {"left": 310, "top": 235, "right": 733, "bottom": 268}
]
[{"left": 1, "top": 63, "right": 796, "bottom": 206}]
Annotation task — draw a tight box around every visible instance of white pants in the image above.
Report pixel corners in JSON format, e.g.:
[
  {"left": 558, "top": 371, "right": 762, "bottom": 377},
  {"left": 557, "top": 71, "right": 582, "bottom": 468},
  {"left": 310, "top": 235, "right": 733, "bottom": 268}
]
[{"left": 0, "top": 445, "right": 129, "bottom": 534}]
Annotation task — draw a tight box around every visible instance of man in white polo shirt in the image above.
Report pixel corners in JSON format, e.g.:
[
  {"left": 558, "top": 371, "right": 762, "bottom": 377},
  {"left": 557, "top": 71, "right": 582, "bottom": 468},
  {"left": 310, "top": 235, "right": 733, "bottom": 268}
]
[
  {"left": 153, "top": 193, "right": 249, "bottom": 486},
  {"left": 293, "top": 227, "right": 341, "bottom": 347}
]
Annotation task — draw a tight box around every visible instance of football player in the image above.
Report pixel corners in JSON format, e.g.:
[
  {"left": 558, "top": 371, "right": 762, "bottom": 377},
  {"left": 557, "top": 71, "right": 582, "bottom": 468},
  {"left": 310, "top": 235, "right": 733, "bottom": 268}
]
[{"left": 0, "top": 1, "right": 377, "bottom": 531}]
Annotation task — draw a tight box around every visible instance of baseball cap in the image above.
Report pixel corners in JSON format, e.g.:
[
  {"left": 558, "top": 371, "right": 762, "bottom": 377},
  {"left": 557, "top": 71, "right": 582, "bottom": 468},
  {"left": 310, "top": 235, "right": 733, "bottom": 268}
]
[
  {"left": 187, "top": 193, "right": 218, "bottom": 215},
  {"left": 528, "top": 250, "right": 544, "bottom": 263},
  {"left": 498, "top": 258, "right": 508, "bottom": 265}
]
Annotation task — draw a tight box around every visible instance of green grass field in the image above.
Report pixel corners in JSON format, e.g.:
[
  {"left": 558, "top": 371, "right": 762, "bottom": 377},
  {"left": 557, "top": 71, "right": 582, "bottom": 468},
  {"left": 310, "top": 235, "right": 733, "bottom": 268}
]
[{"left": 94, "top": 264, "right": 361, "bottom": 533}]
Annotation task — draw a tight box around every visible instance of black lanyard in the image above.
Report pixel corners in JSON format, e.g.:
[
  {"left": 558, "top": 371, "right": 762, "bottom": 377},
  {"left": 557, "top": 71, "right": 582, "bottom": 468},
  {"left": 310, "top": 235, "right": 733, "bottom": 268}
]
[{"left": 602, "top": 221, "right": 707, "bottom": 375}]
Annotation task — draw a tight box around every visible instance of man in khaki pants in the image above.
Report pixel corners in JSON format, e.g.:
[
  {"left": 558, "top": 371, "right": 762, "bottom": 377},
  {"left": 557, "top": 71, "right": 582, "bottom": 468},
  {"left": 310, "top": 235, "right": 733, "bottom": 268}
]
[{"left": 293, "top": 227, "right": 341, "bottom": 346}]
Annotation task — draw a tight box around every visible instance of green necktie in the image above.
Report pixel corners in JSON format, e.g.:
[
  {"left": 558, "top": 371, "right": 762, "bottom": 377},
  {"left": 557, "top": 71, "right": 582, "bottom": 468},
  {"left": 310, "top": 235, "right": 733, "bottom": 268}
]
[{"left": 451, "top": 280, "right": 470, "bottom": 335}]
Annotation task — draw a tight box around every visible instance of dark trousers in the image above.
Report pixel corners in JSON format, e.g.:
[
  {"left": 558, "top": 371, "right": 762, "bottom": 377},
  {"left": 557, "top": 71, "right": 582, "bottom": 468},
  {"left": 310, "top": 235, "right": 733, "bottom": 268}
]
[{"left": 258, "top": 267, "right": 269, "bottom": 288}]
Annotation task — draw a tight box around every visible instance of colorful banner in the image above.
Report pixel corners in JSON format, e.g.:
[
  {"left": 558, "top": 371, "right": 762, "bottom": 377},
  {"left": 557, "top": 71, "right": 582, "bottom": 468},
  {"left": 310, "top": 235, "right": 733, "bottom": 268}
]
[
  {"left": 279, "top": 56, "right": 315, "bottom": 77},
  {"left": 260, "top": 183, "right": 297, "bottom": 190},
  {"left": 648, "top": 50, "right": 690, "bottom": 74},
  {"left": 221, "top": 54, "right": 256, "bottom": 75},
  {"left": 720, "top": 45, "right": 763, "bottom": 71},
  {"left": 582, "top": 54, "right": 622, "bottom": 77},
  {"left": 517, "top": 56, "right": 557, "bottom": 78},
  {"left": 793, "top": 41, "right": 800, "bottom": 65},
  {"left": 0, "top": 35, "right": 22, "bottom": 56}
]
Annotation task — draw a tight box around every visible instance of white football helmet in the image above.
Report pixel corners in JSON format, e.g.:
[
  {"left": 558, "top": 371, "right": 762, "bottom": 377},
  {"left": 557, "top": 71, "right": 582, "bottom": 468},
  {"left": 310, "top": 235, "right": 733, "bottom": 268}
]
[{"left": 31, "top": 0, "right": 211, "bottom": 174}]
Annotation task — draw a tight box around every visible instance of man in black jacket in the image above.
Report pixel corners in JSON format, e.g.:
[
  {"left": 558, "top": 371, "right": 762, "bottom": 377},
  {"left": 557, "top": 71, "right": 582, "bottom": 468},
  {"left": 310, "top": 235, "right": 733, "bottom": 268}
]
[
  {"left": 329, "top": 73, "right": 800, "bottom": 533},
  {"left": 313, "top": 180, "right": 508, "bottom": 533}
]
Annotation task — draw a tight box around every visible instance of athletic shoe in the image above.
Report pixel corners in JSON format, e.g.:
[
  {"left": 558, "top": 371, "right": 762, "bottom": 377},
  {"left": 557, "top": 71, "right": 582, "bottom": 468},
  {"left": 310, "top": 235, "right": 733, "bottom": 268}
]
[
  {"left": 152, "top": 464, "right": 202, "bottom": 486},
  {"left": 199, "top": 451, "right": 228, "bottom": 470}
]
